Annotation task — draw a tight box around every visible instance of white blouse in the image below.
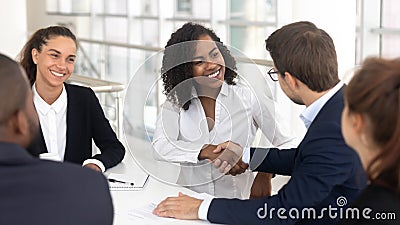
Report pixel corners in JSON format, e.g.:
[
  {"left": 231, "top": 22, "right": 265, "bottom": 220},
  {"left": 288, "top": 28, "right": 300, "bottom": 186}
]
[
  {"left": 32, "top": 84, "right": 105, "bottom": 171},
  {"left": 152, "top": 82, "right": 294, "bottom": 198},
  {"left": 33, "top": 84, "right": 67, "bottom": 161}
]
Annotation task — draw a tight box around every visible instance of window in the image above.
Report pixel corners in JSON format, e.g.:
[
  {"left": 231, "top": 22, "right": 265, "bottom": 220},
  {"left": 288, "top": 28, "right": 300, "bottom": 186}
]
[{"left": 176, "top": 0, "right": 192, "bottom": 14}]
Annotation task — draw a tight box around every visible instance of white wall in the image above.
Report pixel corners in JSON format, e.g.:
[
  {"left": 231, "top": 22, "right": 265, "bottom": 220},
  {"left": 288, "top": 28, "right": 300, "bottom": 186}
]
[
  {"left": 0, "top": 0, "right": 27, "bottom": 58},
  {"left": 291, "top": 0, "right": 357, "bottom": 77},
  {"left": 273, "top": 0, "right": 357, "bottom": 139},
  {"left": 26, "top": 0, "right": 78, "bottom": 34},
  {"left": 0, "top": 0, "right": 78, "bottom": 59}
]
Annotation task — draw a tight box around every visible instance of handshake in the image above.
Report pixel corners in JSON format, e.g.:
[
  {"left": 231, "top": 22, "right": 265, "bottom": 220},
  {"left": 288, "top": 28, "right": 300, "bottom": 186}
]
[{"left": 199, "top": 141, "right": 249, "bottom": 176}]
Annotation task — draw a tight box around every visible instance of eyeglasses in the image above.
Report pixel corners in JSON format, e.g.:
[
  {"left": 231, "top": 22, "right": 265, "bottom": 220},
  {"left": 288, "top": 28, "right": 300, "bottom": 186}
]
[{"left": 267, "top": 68, "right": 279, "bottom": 81}]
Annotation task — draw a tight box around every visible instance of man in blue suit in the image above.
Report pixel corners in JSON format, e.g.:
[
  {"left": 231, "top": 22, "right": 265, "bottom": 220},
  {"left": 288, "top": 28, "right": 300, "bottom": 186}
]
[
  {"left": 154, "top": 21, "right": 367, "bottom": 224},
  {"left": 0, "top": 53, "right": 113, "bottom": 225}
]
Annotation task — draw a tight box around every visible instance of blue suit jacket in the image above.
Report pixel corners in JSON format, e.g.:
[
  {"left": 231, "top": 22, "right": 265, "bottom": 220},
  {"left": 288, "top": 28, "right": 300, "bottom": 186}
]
[
  {"left": 0, "top": 142, "right": 114, "bottom": 225},
  {"left": 207, "top": 87, "right": 367, "bottom": 225},
  {"left": 27, "top": 83, "right": 125, "bottom": 169}
]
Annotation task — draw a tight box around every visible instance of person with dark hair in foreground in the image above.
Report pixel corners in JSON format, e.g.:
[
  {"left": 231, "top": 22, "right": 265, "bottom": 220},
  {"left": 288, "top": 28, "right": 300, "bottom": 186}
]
[
  {"left": 338, "top": 57, "right": 400, "bottom": 225},
  {"left": 0, "top": 53, "right": 113, "bottom": 225},
  {"left": 153, "top": 21, "right": 367, "bottom": 225}
]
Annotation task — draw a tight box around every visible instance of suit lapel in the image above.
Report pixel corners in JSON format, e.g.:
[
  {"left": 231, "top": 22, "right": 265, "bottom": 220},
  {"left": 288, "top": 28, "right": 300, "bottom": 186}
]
[
  {"left": 64, "top": 83, "right": 75, "bottom": 160},
  {"left": 37, "top": 126, "right": 48, "bottom": 154},
  {"left": 26, "top": 124, "right": 48, "bottom": 157}
]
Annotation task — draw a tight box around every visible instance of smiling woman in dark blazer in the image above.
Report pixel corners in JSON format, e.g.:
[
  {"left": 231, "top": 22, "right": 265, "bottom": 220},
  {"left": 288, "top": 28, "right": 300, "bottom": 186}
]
[{"left": 19, "top": 26, "right": 125, "bottom": 172}]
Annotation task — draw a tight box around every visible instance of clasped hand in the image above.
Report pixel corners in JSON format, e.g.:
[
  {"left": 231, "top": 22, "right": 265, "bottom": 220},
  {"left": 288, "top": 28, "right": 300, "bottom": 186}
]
[{"left": 212, "top": 141, "right": 249, "bottom": 176}]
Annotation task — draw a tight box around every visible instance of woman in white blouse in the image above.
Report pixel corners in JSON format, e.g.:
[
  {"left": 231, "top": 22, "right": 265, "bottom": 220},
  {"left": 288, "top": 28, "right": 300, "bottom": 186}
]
[{"left": 152, "top": 22, "right": 294, "bottom": 198}]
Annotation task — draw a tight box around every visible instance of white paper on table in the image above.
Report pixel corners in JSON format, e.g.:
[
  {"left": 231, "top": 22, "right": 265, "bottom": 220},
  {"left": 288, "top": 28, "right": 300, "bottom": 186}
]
[
  {"left": 116, "top": 192, "right": 214, "bottom": 224},
  {"left": 108, "top": 172, "right": 149, "bottom": 191}
]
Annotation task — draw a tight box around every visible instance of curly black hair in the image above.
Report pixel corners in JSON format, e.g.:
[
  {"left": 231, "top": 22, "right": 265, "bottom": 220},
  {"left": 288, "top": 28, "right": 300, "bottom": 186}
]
[{"left": 161, "top": 22, "right": 238, "bottom": 110}]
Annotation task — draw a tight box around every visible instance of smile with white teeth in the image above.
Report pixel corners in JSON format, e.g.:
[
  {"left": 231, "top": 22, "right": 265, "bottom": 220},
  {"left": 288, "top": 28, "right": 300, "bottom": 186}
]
[
  {"left": 207, "top": 70, "right": 220, "bottom": 78},
  {"left": 50, "top": 70, "right": 65, "bottom": 77}
]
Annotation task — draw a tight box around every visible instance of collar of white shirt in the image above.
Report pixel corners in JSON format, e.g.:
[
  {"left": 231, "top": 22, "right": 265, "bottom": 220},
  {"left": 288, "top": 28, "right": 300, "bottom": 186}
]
[
  {"left": 32, "top": 83, "right": 67, "bottom": 115},
  {"left": 299, "top": 81, "right": 344, "bottom": 129}
]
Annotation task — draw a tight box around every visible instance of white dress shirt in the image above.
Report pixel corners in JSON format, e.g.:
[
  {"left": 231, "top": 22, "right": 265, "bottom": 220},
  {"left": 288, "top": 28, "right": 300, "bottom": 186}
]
[
  {"left": 198, "top": 81, "right": 345, "bottom": 220},
  {"left": 152, "top": 82, "right": 294, "bottom": 199},
  {"left": 299, "top": 81, "right": 344, "bottom": 129},
  {"left": 33, "top": 84, "right": 105, "bottom": 172},
  {"left": 33, "top": 84, "right": 67, "bottom": 161}
]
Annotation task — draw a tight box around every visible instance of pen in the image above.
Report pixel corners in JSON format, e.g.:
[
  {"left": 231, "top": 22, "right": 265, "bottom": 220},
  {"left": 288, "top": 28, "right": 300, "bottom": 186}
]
[{"left": 108, "top": 178, "right": 134, "bottom": 186}]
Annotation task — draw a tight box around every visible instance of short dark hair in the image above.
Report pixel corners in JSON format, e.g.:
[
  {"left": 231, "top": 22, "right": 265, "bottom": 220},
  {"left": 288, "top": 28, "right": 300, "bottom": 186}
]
[
  {"left": 18, "top": 26, "right": 77, "bottom": 86},
  {"left": 265, "top": 21, "right": 339, "bottom": 92},
  {"left": 161, "top": 22, "right": 237, "bottom": 110},
  {"left": 0, "top": 54, "right": 28, "bottom": 126},
  {"left": 345, "top": 57, "right": 400, "bottom": 193}
]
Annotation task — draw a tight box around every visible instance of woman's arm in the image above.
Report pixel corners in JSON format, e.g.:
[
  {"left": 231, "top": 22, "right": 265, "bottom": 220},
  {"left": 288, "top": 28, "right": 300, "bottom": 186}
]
[
  {"left": 152, "top": 101, "right": 219, "bottom": 164},
  {"left": 89, "top": 89, "right": 125, "bottom": 169}
]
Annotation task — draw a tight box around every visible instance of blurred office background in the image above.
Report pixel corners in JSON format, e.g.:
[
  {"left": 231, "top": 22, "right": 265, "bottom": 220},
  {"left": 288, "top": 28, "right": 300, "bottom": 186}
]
[{"left": 0, "top": 1, "right": 399, "bottom": 179}]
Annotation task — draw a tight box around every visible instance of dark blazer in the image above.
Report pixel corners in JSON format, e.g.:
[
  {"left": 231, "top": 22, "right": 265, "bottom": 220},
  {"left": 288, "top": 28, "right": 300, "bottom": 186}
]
[
  {"left": 27, "top": 83, "right": 125, "bottom": 169},
  {"left": 337, "top": 184, "right": 400, "bottom": 225},
  {"left": 0, "top": 142, "right": 113, "bottom": 225},
  {"left": 207, "top": 86, "right": 367, "bottom": 225}
]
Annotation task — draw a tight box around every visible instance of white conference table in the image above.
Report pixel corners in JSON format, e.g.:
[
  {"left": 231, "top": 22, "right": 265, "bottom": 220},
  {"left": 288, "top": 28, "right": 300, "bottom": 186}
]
[
  {"left": 110, "top": 177, "right": 214, "bottom": 225},
  {"left": 105, "top": 153, "right": 217, "bottom": 225},
  {"left": 103, "top": 135, "right": 289, "bottom": 225}
]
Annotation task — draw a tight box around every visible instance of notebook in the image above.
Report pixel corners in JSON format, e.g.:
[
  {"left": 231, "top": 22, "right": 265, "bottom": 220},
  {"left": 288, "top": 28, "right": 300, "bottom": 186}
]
[{"left": 108, "top": 172, "right": 149, "bottom": 191}]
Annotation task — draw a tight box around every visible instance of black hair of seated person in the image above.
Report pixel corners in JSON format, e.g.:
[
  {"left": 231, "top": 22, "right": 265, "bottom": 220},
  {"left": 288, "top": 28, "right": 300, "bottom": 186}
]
[
  {"left": 0, "top": 54, "right": 28, "bottom": 127},
  {"left": 0, "top": 53, "right": 38, "bottom": 149}
]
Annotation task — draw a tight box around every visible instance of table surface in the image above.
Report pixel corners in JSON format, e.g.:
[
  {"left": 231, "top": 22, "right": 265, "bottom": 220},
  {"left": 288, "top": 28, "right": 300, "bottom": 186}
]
[
  {"left": 105, "top": 153, "right": 215, "bottom": 225},
  {"left": 104, "top": 135, "right": 290, "bottom": 225}
]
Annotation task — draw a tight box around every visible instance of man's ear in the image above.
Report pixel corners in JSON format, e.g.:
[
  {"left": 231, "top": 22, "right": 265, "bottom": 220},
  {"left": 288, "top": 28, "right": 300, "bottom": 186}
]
[
  {"left": 16, "top": 109, "right": 32, "bottom": 148},
  {"left": 14, "top": 110, "right": 29, "bottom": 137},
  {"left": 1, "top": 110, "right": 25, "bottom": 143},
  {"left": 284, "top": 72, "right": 299, "bottom": 90}
]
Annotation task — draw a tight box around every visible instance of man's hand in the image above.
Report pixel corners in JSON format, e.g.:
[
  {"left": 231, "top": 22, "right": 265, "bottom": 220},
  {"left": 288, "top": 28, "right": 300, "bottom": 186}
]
[
  {"left": 84, "top": 163, "right": 102, "bottom": 172},
  {"left": 213, "top": 141, "right": 248, "bottom": 175},
  {"left": 153, "top": 192, "right": 202, "bottom": 220},
  {"left": 250, "top": 172, "right": 273, "bottom": 199},
  {"left": 214, "top": 157, "right": 248, "bottom": 175}
]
